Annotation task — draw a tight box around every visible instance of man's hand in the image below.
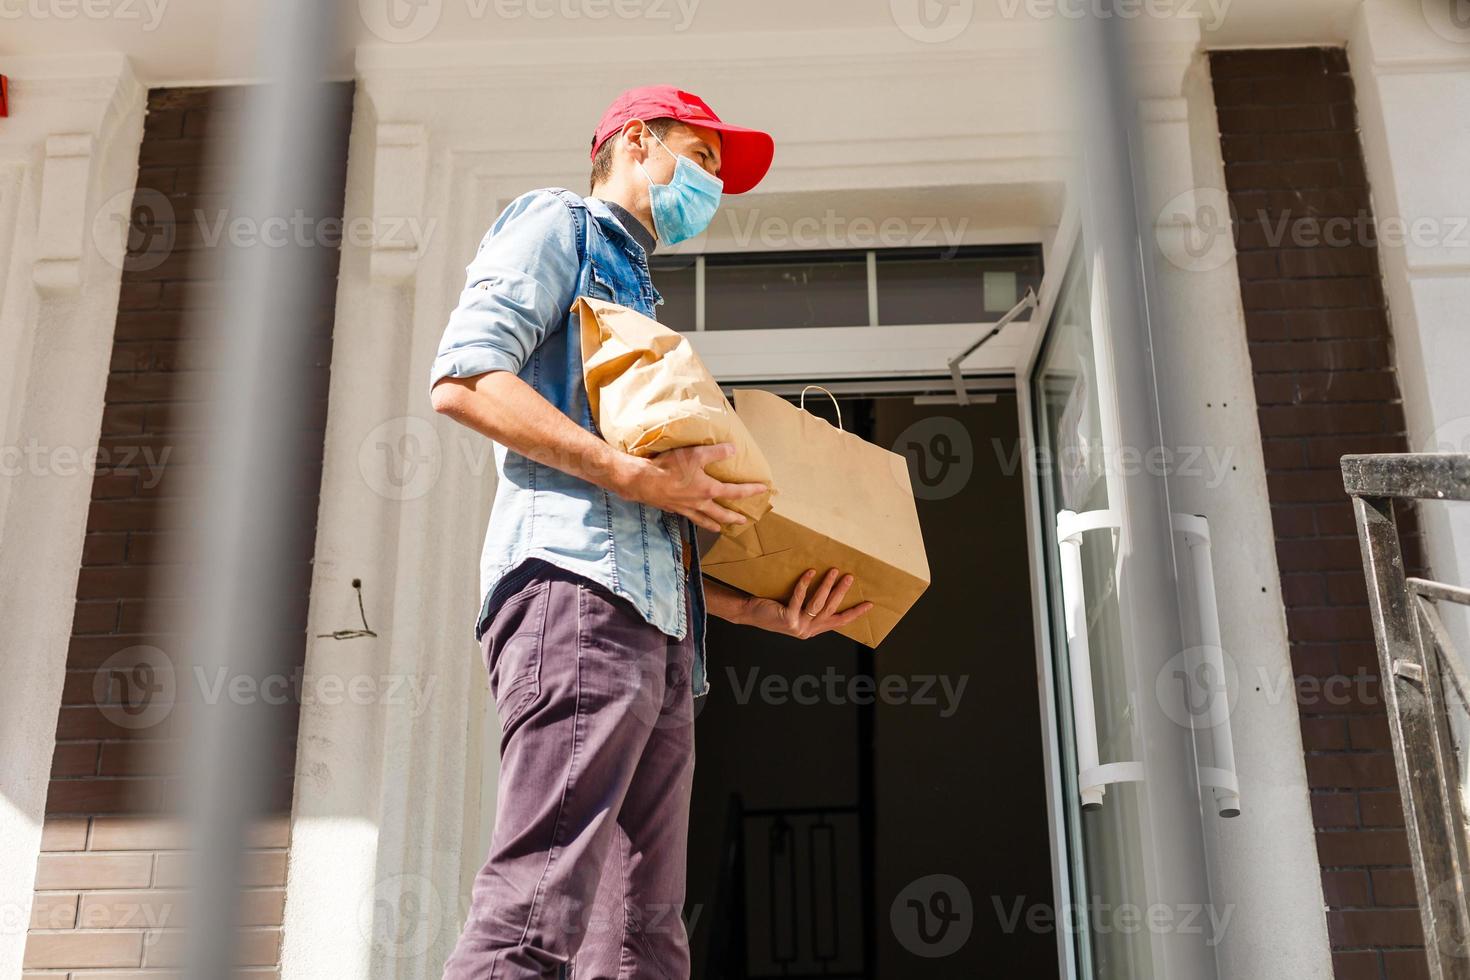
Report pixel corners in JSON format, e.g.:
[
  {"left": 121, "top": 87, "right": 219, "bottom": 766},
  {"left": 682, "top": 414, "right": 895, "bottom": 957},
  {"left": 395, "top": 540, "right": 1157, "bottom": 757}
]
[
  {"left": 715, "top": 568, "right": 875, "bottom": 639},
  {"left": 616, "top": 443, "right": 767, "bottom": 533},
  {"left": 432, "top": 374, "right": 760, "bottom": 533}
]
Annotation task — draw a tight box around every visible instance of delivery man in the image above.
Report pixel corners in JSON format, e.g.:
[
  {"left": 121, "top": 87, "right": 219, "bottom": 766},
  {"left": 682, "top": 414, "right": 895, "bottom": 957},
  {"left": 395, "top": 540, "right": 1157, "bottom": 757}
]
[{"left": 429, "top": 86, "right": 873, "bottom": 979}]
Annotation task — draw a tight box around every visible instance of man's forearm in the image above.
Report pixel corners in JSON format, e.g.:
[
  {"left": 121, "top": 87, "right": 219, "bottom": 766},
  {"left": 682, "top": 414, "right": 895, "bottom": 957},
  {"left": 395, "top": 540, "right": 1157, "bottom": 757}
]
[
  {"left": 702, "top": 577, "right": 751, "bottom": 625},
  {"left": 431, "top": 370, "right": 632, "bottom": 493}
]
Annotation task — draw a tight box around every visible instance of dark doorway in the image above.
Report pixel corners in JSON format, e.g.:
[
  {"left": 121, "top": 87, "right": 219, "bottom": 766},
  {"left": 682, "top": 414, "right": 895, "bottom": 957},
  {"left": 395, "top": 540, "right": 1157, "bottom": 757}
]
[{"left": 686, "top": 391, "right": 1059, "bottom": 978}]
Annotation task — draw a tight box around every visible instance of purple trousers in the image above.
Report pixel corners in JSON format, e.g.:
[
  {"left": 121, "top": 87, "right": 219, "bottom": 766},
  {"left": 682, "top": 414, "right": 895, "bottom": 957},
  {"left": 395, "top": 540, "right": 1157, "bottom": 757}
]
[{"left": 442, "top": 561, "right": 696, "bottom": 980}]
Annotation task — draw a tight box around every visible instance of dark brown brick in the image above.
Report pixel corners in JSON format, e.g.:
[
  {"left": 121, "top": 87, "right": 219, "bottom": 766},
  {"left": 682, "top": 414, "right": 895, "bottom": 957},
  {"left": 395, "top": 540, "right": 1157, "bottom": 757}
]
[
  {"left": 1305, "top": 754, "right": 1401, "bottom": 790},
  {"left": 1327, "top": 908, "right": 1424, "bottom": 948},
  {"left": 1332, "top": 951, "right": 1382, "bottom": 980},
  {"left": 1316, "top": 829, "right": 1413, "bottom": 868},
  {"left": 1323, "top": 868, "right": 1372, "bottom": 906},
  {"left": 1382, "top": 950, "right": 1431, "bottom": 980},
  {"left": 1313, "top": 791, "right": 1361, "bottom": 827}
]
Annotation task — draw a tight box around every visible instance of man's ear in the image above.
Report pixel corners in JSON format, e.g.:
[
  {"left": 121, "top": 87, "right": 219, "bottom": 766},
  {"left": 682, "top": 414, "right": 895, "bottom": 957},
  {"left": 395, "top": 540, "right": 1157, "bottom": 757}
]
[{"left": 620, "top": 119, "right": 649, "bottom": 160}]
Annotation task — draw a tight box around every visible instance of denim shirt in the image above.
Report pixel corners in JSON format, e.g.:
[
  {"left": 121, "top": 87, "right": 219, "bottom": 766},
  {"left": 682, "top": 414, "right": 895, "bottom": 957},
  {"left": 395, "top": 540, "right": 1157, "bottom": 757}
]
[{"left": 430, "top": 188, "right": 710, "bottom": 698}]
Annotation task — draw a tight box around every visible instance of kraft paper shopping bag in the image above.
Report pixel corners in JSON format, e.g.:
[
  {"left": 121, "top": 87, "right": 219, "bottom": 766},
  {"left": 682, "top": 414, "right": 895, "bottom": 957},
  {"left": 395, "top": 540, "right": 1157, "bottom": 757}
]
[{"left": 700, "top": 387, "right": 931, "bottom": 647}]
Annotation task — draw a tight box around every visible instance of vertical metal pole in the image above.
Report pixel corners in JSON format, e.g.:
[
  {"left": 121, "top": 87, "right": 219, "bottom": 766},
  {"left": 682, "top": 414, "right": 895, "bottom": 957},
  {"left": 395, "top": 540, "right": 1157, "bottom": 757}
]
[
  {"left": 172, "top": 2, "right": 346, "bottom": 977},
  {"left": 1067, "top": 3, "right": 1223, "bottom": 974},
  {"left": 1353, "top": 493, "right": 1470, "bottom": 978}
]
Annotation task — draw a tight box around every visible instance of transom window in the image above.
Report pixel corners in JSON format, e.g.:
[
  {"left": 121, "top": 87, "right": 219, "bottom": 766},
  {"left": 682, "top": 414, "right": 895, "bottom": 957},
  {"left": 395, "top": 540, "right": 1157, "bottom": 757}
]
[{"left": 649, "top": 244, "right": 1043, "bottom": 332}]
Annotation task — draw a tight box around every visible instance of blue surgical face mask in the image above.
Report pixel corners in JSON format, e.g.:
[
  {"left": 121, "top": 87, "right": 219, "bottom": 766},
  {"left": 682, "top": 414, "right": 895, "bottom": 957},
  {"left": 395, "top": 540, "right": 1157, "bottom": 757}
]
[{"left": 636, "top": 124, "right": 722, "bottom": 246}]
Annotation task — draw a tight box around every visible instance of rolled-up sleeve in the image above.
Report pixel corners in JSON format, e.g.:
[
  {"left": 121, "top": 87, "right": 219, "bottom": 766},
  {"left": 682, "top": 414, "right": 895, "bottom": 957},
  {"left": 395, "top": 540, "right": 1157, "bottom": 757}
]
[{"left": 428, "top": 189, "right": 580, "bottom": 389}]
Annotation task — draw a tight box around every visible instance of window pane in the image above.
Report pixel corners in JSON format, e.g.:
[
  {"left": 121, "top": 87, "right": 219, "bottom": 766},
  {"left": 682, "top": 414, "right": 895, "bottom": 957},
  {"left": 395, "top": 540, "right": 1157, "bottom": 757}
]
[
  {"left": 650, "top": 262, "right": 696, "bottom": 331},
  {"left": 876, "top": 253, "right": 1042, "bottom": 325},
  {"left": 704, "top": 258, "right": 869, "bottom": 330}
]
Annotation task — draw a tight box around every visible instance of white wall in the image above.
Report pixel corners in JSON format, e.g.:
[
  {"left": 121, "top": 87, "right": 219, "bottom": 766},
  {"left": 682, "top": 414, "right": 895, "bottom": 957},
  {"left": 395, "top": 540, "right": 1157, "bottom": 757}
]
[
  {"left": 0, "top": 53, "right": 146, "bottom": 978},
  {"left": 1348, "top": 0, "right": 1470, "bottom": 654},
  {"left": 1142, "top": 42, "right": 1336, "bottom": 980}
]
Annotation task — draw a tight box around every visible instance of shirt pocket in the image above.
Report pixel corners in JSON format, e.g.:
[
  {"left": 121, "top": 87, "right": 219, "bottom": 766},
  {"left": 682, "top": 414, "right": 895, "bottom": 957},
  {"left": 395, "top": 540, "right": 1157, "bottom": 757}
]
[
  {"left": 484, "top": 579, "right": 550, "bottom": 731},
  {"left": 586, "top": 264, "right": 618, "bottom": 303}
]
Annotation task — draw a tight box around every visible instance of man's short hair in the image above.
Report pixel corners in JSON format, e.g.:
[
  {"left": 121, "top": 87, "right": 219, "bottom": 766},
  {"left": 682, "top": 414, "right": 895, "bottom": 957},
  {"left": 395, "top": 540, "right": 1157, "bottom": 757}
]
[{"left": 589, "top": 117, "right": 679, "bottom": 192}]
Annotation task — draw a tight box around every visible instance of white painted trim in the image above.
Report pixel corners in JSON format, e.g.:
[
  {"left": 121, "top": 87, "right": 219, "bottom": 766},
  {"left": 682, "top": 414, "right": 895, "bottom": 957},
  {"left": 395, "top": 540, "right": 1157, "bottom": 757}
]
[
  {"left": 0, "top": 53, "right": 147, "bottom": 979},
  {"left": 688, "top": 322, "right": 1038, "bottom": 383}
]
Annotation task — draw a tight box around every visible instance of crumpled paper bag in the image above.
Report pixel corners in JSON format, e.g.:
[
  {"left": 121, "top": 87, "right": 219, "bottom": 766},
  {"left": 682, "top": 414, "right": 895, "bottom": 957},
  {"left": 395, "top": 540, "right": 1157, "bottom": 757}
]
[{"left": 576, "top": 296, "right": 774, "bottom": 527}]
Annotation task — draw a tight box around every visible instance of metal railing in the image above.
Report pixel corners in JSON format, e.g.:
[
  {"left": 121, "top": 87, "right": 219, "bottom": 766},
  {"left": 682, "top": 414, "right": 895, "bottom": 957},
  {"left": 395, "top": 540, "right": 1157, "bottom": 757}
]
[
  {"left": 1344, "top": 453, "right": 1470, "bottom": 978},
  {"left": 703, "top": 796, "right": 867, "bottom": 980}
]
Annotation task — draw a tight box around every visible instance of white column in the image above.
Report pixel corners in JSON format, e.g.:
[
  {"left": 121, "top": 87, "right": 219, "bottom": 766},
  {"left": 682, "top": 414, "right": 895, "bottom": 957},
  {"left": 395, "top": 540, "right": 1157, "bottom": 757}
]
[
  {"left": 1139, "top": 24, "right": 1335, "bottom": 980},
  {"left": 278, "top": 98, "right": 488, "bottom": 978},
  {"left": 1350, "top": 0, "right": 1470, "bottom": 654},
  {"left": 0, "top": 53, "right": 146, "bottom": 977}
]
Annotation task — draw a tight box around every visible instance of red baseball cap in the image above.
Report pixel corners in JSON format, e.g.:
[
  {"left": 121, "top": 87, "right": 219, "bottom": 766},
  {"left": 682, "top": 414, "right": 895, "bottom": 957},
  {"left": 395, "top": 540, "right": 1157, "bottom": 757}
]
[{"left": 591, "top": 85, "right": 774, "bottom": 195}]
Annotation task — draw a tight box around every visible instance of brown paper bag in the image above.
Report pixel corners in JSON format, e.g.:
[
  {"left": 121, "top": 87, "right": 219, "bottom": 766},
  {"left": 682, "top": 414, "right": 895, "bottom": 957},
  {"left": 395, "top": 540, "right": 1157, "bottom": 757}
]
[
  {"left": 576, "top": 296, "right": 774, "bottom": 525},
  {"left": 700, "top": 388, "right": 931, "bottom": 648}
]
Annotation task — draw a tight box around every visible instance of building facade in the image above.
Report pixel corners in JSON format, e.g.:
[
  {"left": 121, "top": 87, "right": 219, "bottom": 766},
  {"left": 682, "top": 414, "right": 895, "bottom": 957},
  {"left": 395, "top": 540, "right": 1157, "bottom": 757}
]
[{"left": 3, "top": 2, "right": 1469, "bottom": 978}]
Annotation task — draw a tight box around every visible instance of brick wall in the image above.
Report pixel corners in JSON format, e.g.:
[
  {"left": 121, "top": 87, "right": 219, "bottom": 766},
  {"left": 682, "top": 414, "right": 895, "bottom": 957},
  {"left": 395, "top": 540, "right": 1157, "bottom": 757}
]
[
  {"left": 1210, "top": 47, "right": 1428, "bottom": 980},
  {"left": 23, "top": 84, "right": 352, "bottom": 978}
]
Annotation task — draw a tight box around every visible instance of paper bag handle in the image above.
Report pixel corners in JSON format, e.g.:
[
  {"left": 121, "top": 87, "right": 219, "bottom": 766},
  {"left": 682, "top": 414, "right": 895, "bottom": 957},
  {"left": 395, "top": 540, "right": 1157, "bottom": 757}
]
[{"left": 798, "top": 385, "right": 843, "bottom": 430}]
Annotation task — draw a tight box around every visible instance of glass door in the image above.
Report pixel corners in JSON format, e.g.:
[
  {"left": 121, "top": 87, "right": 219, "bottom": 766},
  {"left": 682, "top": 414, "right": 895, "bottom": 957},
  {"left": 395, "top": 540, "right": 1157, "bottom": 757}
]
[{"left": 1026, "top": 232, "right": 1234, "bottom": 979}]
